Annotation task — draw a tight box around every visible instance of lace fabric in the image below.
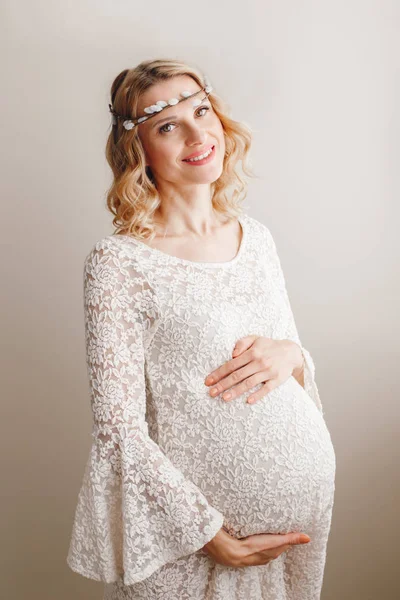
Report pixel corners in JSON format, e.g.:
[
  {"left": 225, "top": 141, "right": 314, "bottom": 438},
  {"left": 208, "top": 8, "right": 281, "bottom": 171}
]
[{"left": 66, "top": 213, "right": 335, "bottom": 598}]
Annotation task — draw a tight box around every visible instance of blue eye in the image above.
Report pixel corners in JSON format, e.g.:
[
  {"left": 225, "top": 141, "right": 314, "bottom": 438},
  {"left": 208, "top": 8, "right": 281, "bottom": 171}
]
[{"left": 159, "top": 105, "right": 210, "bottom": 134}]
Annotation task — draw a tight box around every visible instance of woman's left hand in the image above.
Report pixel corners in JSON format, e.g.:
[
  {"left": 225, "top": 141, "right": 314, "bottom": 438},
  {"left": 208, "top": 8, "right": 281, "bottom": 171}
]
[{"left": 204, "top": 336, "right": 304, "bottom": 405}]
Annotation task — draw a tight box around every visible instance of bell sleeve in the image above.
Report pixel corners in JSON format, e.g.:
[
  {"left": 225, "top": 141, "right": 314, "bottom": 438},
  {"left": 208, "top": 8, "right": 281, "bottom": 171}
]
[
  {"left": 66, "top": 239, "right": 224, "bottom": 586},
  {"left": 264, "top": 226, "right": 324, "bottom": 415}
]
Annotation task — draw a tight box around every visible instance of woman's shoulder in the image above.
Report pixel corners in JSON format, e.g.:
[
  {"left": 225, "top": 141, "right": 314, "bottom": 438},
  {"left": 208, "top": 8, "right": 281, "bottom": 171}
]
[
  {"left": 242, "top": 213, "right": 275, "bottom": 246},
  {"left": 84, "top": 233, "right": 142, "bottom": 262},
  {"left": 82, "top": 234, "right": 160, "bottom": 308},
  {"left": 83, "top": 233, "right": 151, "bottom": 284}
]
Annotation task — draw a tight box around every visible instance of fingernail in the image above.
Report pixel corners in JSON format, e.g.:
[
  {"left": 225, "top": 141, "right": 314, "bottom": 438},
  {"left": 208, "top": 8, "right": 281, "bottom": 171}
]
[{"left": 300, "top": 534, "right": 311, "bottom": 543}]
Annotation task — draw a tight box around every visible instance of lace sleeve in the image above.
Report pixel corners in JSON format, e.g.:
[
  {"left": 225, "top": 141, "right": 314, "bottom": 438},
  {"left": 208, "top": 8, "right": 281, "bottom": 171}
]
[
  {"left": 264, "top": 227, "right": 324, "bottom": 415},
  {"left": 66, "top": 239, "right": 224, "bottom": 586}
]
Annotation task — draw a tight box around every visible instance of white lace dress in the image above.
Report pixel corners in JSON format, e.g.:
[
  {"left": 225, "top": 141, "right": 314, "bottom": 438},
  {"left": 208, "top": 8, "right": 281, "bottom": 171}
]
[{"left": 66, "top": 213, "right": 336, "bottom": 600}]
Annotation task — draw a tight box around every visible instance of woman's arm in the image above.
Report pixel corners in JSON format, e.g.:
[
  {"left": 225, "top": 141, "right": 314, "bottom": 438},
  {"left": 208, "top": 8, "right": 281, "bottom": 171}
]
[
  {"left": 264, "top": 226, "right": 324, "bottom": 414},
  {"left": 67, "top": 239, "right": 224, "bottom": 586}
]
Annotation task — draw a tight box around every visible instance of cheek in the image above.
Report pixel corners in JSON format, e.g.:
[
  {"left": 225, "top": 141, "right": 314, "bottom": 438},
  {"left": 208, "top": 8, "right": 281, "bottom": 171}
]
[
  {"left": 139, "top": 132, "right": 174, "bottom": 165},
  {"left": 146, "top": 143, "right": 176, "bottom": 166},
  {"left": 159, "top": 148, "right": 182, "bottom": 170},
  {"left": 213, "top": 119, "right": 225, "bottom": 146}
]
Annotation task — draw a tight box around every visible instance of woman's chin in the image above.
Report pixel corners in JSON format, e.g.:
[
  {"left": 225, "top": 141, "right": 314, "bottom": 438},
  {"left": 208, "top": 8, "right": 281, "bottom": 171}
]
[{"left": 183, "top": 162, "right": 224, "bottom": 184}]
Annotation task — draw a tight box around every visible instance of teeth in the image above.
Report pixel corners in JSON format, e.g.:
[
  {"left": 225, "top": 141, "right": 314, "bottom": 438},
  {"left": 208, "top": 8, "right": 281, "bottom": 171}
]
[{"left": 185, "top": 147, "right": 213, "bottom": 162}]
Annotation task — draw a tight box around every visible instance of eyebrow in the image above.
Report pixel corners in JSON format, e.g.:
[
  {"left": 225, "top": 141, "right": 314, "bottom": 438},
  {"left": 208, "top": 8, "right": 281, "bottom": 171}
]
[{"left": 151, "top": 96, "right": 210, "bottom": 129}]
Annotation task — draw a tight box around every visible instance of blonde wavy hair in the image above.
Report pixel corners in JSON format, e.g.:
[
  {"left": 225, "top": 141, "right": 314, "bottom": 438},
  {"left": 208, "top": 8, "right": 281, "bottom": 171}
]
[{"left": 105, "top": 58, "right": 257, "bottom": 240}]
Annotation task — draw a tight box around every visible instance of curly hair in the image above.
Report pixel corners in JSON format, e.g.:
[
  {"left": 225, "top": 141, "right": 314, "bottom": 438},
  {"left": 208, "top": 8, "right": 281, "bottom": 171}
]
[{"left": 105, "top": 58, "right": 258, "bottom": 240}]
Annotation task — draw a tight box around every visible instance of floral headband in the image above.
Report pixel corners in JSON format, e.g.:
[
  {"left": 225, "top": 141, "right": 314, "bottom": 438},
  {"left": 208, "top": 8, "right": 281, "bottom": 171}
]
[{"left": 108, "top": 75, "right": 213, "bottom": 131}]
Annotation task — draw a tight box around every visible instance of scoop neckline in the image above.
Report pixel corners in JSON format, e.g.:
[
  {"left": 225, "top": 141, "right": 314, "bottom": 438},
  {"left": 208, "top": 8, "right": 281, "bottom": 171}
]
[{"left": 114, "top": 214, "right": 248, "bottom": 268}]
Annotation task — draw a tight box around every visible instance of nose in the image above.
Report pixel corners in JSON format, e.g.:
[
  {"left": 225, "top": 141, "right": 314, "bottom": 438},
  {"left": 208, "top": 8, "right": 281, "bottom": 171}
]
[{"left": 185, "top": 123, "right": 207, "bottom": 146}]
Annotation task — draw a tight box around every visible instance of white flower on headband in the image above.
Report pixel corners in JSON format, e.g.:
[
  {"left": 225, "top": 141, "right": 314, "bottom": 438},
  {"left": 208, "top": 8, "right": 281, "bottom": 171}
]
[{"left": 122, "top": 115, "right": 149, "bottom": 130}]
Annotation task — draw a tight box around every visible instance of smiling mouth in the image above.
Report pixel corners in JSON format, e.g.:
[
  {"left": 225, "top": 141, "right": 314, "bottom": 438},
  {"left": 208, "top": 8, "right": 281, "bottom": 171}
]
[{"left": 182, "top": 145, "right": 215, "bottom": 163}]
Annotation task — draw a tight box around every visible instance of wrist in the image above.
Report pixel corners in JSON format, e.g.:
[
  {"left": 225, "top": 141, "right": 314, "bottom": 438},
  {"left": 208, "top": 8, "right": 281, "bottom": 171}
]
[
  {"left": 292, "top": 362, "right": 305, "bottom": 380},
  {"left": 285, "top": 340, "right": 305, "bottom": 376},
  {"left": 289, "top": 342, "right": 305, "bottom": 388}
]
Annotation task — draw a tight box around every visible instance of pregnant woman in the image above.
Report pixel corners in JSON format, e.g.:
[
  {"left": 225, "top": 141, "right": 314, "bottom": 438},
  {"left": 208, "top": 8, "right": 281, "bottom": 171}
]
[{"left": 67, "top": 58, "right": 336, "bottom": 599}]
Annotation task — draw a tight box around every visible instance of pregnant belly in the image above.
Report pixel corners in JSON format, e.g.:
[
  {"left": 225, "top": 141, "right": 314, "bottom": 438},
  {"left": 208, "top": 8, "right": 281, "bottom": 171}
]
[{"left": 157, "top": 376, "right": 336, "bottom": 539}]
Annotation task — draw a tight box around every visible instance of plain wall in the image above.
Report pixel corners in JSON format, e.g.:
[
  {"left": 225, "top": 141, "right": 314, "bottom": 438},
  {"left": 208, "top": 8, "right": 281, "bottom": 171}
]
[{"left": 1, "top": 1, "right": 399, "bottom": 598}]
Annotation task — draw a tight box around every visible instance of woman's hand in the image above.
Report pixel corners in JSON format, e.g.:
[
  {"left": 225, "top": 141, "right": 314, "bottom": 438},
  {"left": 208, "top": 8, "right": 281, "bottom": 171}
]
[
  {"left": 204, "top": 336, "right": 304, "bottom": 405},
  {"left": 202, "top": 527, "right": 311, "bottom": 567}
]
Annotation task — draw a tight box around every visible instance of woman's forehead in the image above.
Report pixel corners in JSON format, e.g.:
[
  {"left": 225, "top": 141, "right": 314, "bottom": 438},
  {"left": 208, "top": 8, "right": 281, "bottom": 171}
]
[{"left": 137, "top": 76, "right": 203, "bottom": 114}]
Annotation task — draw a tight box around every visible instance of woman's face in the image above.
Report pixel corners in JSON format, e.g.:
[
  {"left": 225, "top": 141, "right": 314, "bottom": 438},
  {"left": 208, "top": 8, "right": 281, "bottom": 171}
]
[{"left": 136, "top": 75, "right": 226, "bottom": 187}]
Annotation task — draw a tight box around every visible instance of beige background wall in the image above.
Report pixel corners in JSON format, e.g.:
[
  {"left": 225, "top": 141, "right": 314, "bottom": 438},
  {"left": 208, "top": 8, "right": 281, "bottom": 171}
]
[{"left": 2, "top": 1, "right": 399, "bottom": 598}]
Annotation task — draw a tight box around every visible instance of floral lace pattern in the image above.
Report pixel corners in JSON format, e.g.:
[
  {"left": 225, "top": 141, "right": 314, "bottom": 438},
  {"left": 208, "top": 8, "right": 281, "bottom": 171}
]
[{"left": 67, "top": 213, "right": 336, "bottom": 599}]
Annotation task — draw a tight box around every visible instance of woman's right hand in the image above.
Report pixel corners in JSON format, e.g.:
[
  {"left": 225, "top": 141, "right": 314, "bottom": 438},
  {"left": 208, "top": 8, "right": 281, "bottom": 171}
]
[{"left": 202, "top": 527, "right": 311, "bottom": 567}]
